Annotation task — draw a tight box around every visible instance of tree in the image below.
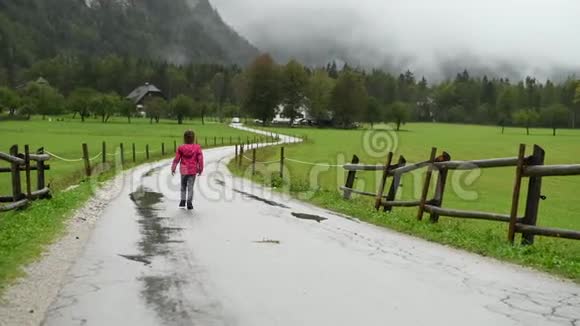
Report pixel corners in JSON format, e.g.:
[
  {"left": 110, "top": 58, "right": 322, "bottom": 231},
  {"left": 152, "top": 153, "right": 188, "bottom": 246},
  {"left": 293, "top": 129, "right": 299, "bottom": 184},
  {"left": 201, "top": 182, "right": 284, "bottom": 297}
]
[
  {"left": 574, "top": 83, "right": 580, "bottom": 128},
  {"left": 389, "top": 101, "right": 411, "bottom": 131},
  {"left": 210, "top": 72, "right": 227, "bottom": 122},
  {"left": 196, "top": 85, "right": 213, "bottom": 125},
  {"left": 90, "top": 93, "right": 120, "bottom": 123},
  {"left": 171, "top": 95, "right": 194, "bottom": 124},
  {"left": 281, "top": 60, "right": 308, "bottom": 125},
  {"left": 119, "top": 98, "right": 135, "bottom": 123},
  {"left": 0, "top": 87, "right": 20, "bottom": 115},
  {"left": 540, "top": 104, "right": 570, "bottom": 136},
  {"left": 143, "top": 97, "right": 167, "bottom": 123},
  {"left": 512, "top": 109, "right": 540, "bottom": 135},
  {"left": 67, "top": 88, "right": 98, "bottom": 122},
  {"left": 365, "top": 97, "right": 382, "bottom": 128},
  {"left": 306, "top": 70, "right": 335, "bottom": 125},
  {"left": 331, "top": 71, "right": 367, "bottom": 128},
  {"left": 21, "top": 81, "right": 64, "bottom": 119},
  {"left": 243, "top": 54, "right": 281, "bottom": 125}
]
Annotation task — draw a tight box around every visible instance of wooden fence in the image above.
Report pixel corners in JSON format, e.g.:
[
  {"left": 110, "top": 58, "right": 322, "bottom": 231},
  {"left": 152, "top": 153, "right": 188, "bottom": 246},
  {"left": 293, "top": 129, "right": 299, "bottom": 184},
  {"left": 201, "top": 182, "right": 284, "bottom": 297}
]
[
  {"left": 0, "top": 145, "right": 51, "bottom": 212},
  {"left": 341, "top": 144, "right": 580, "bottom": 245}
]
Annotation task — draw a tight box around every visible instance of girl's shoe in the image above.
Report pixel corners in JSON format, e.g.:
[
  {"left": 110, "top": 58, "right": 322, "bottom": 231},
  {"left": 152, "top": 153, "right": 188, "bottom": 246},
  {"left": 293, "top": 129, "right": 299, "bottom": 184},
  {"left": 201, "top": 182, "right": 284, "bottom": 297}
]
[
  {"left": 179, "top": 200, "right": 186, "bottom": 208},
  {"left": 187, "top": 201, "right": 193, "bottom": 210}
]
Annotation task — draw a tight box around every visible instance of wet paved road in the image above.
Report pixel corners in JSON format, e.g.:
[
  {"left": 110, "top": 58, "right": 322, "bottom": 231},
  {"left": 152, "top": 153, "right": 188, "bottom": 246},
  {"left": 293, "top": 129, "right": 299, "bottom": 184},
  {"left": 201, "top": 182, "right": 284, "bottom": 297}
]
[{"left": 43, "top": 131, "right": 580, "bottom": 326}]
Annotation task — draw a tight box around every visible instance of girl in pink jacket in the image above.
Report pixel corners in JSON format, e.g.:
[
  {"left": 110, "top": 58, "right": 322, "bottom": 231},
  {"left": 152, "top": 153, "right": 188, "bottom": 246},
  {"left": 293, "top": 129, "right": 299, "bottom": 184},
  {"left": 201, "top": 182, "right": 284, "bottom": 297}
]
[{"left": 171, "top": 130, "right": 204, "bottom": 210}]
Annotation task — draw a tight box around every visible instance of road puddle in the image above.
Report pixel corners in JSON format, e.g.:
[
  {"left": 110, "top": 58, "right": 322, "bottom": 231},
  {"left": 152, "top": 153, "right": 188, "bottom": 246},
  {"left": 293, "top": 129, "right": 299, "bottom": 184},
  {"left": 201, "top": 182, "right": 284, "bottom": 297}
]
[
  {"left": 233, "top": 189, "right": 290, "bottom": 208},
  {"left": 126, "top": 187, "right": 182, "bottom": 259},
  {"left": 292, "top": 212, "right": 328, "bottom": 223},
  {"left": 253, "top": 239, "right": 281, "bottom": 244}
]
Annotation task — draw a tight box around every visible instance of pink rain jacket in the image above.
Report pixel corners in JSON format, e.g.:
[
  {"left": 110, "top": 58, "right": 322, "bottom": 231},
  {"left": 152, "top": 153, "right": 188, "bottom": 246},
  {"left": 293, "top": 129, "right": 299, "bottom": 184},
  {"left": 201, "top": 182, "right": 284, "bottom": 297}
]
[{"left": 171, "top": 144, "right": 204, "bottom": 176}]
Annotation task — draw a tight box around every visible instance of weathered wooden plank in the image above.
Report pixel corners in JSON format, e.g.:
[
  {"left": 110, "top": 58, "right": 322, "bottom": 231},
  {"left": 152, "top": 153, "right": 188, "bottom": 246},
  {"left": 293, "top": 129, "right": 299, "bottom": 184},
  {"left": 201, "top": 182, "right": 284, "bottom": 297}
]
[
  {"left": 389, "top": 160, "right": 431, "bottom": 176},
  {"left": 381, "top": 200, "right": 421, "bottom": 207},
  {"left": 0, "top": 199, "right": 28, "bottom": 212},
  {"left": 516, "top": 224, "right": 580, "bottom": 240},
  {"left": 27, "top": 153, "right": 51, "bottom": 161},
  {"left": 340, "top": 186, "right": 389, "bottom": 199},
  {"left": 343, "top": 155, "right": 359, "bottom": 199},
  {"left": 0, "top": 151, "right": 24, "bottom": 164},
  {"left": 384, "top": 156, "right": 406, "bottom": 212},
  {"left": 523, "top": 164, "right": 580, "bottom": 177},
  {"left": 434, "top": 157, "right": 518, "bottom": 170},
  {"left": 30, "top": 187, "right": 50, "bottom": 199},
  {"left": 417, "top": 148, "right": 438, "bottom": 221},
  {"left": 343, "top": 164, "right": 383, "bottom": 171},
  {"left": 521, "top": 145, "right": 545, "bottom": 245},
  {"left": 375, "top": 152, "right": 394, "bottom": 210},
  {"left": 508, "top": 144, "right": 526, "bottom": 243},
  {"left": 0, "top": 165, "right": 50, "bottom": 173},
  {"left": 424, "top": 205, "right": 512, "bottom": 222}
]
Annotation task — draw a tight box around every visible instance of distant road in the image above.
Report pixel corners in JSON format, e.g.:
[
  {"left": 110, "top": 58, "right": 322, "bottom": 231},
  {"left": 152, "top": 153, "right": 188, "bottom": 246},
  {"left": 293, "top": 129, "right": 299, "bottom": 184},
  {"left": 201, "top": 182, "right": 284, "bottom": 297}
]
[{"left": 41, "top": 127, "right": 580, "bottom": 326}]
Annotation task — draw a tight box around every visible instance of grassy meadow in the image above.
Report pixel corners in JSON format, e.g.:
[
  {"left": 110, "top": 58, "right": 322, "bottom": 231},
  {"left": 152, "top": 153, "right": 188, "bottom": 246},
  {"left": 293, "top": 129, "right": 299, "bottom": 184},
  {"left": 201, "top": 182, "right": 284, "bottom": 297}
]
[
  {"left": 0, "top": 116, "right": 255, "bottom": 290},
  {"left": 231, "top": 123, "right": 580, "bottom": 280},
  {"left": 0, "top": 116, "right": 255, "bottom": 193}
]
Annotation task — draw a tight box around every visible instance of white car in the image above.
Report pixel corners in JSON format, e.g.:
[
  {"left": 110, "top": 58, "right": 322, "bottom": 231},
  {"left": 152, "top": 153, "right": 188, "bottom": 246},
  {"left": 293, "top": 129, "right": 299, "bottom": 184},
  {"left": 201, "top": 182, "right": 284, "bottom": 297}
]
[{"left": 231, "top": 117, "right": 241, "bottom": 124}]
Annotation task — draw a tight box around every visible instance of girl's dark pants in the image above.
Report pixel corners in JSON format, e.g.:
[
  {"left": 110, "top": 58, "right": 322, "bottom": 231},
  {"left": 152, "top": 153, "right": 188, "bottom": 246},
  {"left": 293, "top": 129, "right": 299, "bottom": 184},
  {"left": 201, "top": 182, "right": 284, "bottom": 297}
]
[{"left": 181, "top": 175, "right": 196, "bottom": 202}]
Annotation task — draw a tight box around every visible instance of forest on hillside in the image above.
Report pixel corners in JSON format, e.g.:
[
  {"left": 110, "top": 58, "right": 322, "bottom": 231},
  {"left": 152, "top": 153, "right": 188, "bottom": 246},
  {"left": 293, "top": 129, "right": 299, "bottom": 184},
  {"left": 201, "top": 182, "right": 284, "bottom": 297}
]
[
  {"left": 0, "top": 0, "right": 257, "bottom": 86},
  {"left": 1, "top": 53, "right": 579, "bottom": 136}
]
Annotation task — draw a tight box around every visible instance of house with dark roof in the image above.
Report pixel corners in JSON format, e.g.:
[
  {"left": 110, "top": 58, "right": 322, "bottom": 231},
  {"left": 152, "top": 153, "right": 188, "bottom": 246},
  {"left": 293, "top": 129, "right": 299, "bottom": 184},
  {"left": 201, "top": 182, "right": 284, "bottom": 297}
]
[{"left": 126, "top": 82, "right": 165, "bottom": 105}]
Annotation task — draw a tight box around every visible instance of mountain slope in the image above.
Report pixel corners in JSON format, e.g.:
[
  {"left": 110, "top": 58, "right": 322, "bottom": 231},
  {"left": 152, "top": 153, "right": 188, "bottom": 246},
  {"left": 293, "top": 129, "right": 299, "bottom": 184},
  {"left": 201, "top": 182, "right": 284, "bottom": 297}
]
[{"left": 0, "top": 0, "right": 258, "bottom": 72}]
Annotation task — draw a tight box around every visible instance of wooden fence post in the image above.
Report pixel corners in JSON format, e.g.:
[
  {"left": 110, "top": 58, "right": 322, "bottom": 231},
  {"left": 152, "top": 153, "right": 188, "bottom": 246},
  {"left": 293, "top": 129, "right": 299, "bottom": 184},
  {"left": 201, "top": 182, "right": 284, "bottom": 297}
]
[
  {"left": 384, "top": 156, "right": 406, "bottom": 212},
  {"left": 205, "top": 137, "right": 208, "bottom": 146},
  {"left": 521, "top": 145, "right": 545, "bottom": 245},
  {"left": 508, "top": 144, "right": 526, "bottom": 244},
  {"left": 430, "top": 168, "right": 450, "bottom": 223},
  {"left": 221, "top": 137, "right": 224, "bottom": 145},
  {"left": 252, "top": 148, "right": 257, "bottom": 176},
  {"left": 375, "top": 152, "right": 394, "bottom": 210},
  {"left": 162, "top": 143, "right": 165, "bottom": 156},
  {"left": 239, "top": 145, "right": 244, "bottom": 167},
  {"left": 343, "top": 155, "right": 360, "bottom": 200},
  {"left": 120, "top": 143, "right": 124, "bottom": 165},
  {"left": 132, "top": 143, "right": 136, "bottom": 163},
  {"left": 102, "top": 141, "right": 106, "bottom": 164},
  {"left": 235, "top": 144, "right": 238, "bottom": 161},
  {"left": 174, "top": 140, "right": 177, "bottom": 153},
  {"left": 146, "top": 144, "right": 150, "bottom": 160},
  {"left": 417, "top": 147, "right": 438, "bottom": 221},
  {"left": 9, "top": 145, "right": 22, "bottom": 202},
  {"left": 36, "top": 147, "right": 46, "bottom": 193},
  {"left": 214, "top": 136, "right": 217, "bottom": 146},
  {"left": 280, "top": 147, "right": 285, "bottom": 178},
  {"left": 82, "top": 143, "right": 91, "bottom": 177},
  {"left": 24, "top": 145, "right": 31, "bottom": 198}
]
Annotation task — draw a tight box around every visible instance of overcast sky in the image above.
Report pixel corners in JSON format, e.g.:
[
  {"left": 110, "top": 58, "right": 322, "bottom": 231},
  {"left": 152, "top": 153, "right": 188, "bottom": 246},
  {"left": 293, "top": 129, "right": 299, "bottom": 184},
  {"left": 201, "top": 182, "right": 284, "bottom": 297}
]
[{"left": 210, "top": 0, "right": 580, "bottom": 80}]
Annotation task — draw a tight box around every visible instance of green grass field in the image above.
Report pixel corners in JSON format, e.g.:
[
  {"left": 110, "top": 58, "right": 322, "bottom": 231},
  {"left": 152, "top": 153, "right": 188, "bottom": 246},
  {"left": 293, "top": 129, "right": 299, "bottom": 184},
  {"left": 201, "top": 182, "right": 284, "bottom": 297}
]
[
  {"left": 231, "top": 123, "right": 580, "bottom": 281},
  {"left": 0, "top": 116, "right": 256, "bottom": 291},
  {"left": 0, "top": 116, "right": 255, "bottom": 193}
]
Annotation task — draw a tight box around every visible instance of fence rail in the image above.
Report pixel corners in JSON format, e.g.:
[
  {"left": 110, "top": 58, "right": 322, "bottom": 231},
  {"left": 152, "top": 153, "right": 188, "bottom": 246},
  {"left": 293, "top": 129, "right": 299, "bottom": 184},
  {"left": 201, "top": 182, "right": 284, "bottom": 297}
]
[
  {"left": 0, "top": 145, "right": 51, "bottom": 212},
  {"left": 341, "top": 144, "right": 580, "bottom": 246}
]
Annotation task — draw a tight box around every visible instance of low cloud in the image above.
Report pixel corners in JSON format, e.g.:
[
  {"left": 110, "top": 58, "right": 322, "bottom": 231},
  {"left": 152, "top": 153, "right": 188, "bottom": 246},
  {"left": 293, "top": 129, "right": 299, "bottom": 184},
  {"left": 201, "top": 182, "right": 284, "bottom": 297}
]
[{"left": 210, "top": 0, "right": 580, "bottom": 80}]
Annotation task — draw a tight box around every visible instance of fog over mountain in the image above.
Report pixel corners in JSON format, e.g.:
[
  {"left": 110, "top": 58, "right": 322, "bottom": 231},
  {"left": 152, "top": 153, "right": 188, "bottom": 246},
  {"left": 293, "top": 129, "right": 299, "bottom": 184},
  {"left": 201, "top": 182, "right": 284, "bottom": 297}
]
[{"left": 210, "top": 0, "right": 580, "bottom": 81}]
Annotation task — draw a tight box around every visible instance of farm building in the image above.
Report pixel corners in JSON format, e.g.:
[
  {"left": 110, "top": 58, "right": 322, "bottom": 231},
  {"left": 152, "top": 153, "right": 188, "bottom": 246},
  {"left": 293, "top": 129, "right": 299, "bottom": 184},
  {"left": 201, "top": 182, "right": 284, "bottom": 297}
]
[{"left": 126, "top": 82, "right": 165, "bottom": 105}]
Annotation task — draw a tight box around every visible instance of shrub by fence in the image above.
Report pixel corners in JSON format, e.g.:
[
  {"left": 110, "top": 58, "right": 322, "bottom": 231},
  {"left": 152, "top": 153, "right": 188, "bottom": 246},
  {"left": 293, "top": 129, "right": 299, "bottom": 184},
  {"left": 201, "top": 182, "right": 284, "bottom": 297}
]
[{"left": 341, "top": 144, "right": 580, "bottom": 245}]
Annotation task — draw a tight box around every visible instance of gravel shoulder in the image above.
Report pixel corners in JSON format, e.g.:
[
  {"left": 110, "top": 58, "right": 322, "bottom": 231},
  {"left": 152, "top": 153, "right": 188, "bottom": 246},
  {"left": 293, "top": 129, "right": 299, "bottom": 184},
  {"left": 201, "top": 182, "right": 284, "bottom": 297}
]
[{"left": 0, "top": 166, "right": 139, "bottom": 326}]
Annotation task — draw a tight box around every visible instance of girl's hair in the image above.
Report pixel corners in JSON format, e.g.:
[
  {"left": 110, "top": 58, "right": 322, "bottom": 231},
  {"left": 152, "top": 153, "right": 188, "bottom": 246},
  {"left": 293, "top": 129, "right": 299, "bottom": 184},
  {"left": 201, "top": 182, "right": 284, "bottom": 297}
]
[{"left": 183, "top": 130, "right": 195, "bottom": 144}]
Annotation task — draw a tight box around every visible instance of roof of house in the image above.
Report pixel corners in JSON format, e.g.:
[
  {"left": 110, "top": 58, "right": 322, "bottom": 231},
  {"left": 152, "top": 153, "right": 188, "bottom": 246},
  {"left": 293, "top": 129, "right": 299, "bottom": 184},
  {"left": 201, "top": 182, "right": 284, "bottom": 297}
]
[{"left": 127, "top": 83, "right": 164, "bottom": 104}]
